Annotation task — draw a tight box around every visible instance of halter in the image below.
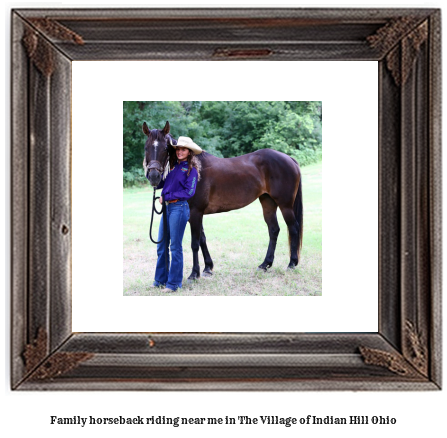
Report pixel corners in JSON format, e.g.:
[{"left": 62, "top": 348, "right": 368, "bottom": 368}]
[
  {"left": 145, "top": 140, "right": 171, "bottom": 178},
  {"left": 146, "top": 159, "right": 164, "bottom": 174}
]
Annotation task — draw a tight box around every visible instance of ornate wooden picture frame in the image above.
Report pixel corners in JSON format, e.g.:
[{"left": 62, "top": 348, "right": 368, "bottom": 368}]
[{"left": 11, "top": 8, "right": 441, "bottom": 390}]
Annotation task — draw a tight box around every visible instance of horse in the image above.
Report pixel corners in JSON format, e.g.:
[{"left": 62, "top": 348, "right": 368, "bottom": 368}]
[{"left": 142, "top": 121, "right": 303, "bottom": 282}]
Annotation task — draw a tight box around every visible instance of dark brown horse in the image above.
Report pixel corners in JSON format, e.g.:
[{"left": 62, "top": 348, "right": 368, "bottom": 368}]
[{"left": 143, "top": 121, "right": 303, "bottom": 282}]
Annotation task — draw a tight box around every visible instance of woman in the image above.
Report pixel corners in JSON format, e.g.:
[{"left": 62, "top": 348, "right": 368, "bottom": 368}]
[{"left": 151, "top": 137, "right": 202, "bottom": 292}]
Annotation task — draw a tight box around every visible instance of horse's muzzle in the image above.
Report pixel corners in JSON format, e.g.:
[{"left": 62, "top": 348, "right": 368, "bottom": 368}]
[
  {"left": 145, "top": 160, "right": 163, "bottom": 187},
  {"left": 147, "top": 168, "right": 162, "bottom": 187}
]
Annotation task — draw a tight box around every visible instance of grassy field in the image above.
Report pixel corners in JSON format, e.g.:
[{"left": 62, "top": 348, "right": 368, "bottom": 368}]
[{"left": 123, "top": 161, "right": 322, "bottom": 296}]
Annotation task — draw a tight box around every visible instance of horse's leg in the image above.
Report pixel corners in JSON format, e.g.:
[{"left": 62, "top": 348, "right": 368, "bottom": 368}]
[
  {"left": 258, "top": 194, "right": 280, "bottom": 271},
  {"left": 188, "top": 210, "right": 203, "bottom": 282},
  {"left": 200, "top": 224, "right": 214, "bottom": 277},
  {"left": 279, "top": 206, "right": 299, "bottom": 269}
]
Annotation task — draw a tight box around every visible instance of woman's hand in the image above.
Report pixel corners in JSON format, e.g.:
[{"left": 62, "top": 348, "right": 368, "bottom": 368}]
[{"left": 159, "top": 196, "right": 163, "bottom": 205}]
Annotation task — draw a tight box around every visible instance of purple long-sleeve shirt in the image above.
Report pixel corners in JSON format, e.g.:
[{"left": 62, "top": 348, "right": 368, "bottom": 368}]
[{"left": 155, "top": 161, "right": 198, "bottom": 202}]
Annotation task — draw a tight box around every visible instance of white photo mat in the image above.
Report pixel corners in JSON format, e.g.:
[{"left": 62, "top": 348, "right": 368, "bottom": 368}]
[{"left": 72, "top": 61, "right": 378, "bottom": 333}]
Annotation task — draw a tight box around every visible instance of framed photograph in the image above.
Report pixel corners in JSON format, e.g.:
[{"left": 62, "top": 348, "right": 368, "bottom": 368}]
[
  {"left": 121, "top": 100, "right": 324, "bottom": 299},
  {"left": 11, "top": 8, "right": 441, "bottom": 390}
]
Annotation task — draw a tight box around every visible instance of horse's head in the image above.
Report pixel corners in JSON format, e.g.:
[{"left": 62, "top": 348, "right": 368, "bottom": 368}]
[{"left": 142, "top": 121, "right": 176, "bottom": 187}]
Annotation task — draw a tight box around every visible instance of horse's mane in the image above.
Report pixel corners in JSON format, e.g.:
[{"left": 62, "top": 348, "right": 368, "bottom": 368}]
[
  {"left": 194, "top": 150, "right": 218, "bottom": 173},
  {"left": 196, "top": 150, "right": 213, "bottom": 160},
  {"left": 191, "top": 150, "right": 219, "bottom": 179}
]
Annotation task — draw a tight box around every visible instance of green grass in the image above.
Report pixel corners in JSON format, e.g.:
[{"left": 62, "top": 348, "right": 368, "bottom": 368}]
[{"left": 123, "top": 161, "right": 322, "bottom": 296}]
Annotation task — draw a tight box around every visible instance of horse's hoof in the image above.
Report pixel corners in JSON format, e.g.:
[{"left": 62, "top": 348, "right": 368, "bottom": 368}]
[
  {"left": 202, "top": 271, "right": 213, "bottom": 278},
  {"left": 287, "top": 264, "right": 296, "bottom": 270},
  {"left": 187, "top": 276, "right": 199, "bottom": 284},
  {"left": 257, "top": 266, "right": 267, "bottom": 272}
]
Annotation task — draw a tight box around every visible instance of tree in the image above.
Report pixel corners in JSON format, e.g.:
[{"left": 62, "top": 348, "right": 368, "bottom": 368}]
[{"left": 123, "top": 100, "right": 322, "bottom": 185}]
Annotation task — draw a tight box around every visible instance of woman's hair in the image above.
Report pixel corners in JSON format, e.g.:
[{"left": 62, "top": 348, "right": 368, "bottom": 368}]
[{"left": 168, "top": 147, "right": 201, "bottom": 180}]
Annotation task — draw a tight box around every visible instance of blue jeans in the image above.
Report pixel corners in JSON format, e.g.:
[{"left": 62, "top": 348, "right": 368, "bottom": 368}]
[{"left": 153, "top": 201, "right": 190, "bottom": 290}]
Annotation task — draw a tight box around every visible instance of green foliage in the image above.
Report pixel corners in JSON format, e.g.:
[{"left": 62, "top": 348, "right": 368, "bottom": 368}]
[
  {"left": 123, "top": 167, "right": 146, "bottom": 188},
  {"left": 123, "top": 101, "right": 322, "bottom": 177},
  {"left": 123, "top": 101, "right": 186, "bottom": 171}
]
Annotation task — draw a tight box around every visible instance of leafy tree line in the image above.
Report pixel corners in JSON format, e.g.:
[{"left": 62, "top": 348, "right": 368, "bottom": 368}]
[{"left": 123, "top": 101, "right": 322, "bottom": 187}]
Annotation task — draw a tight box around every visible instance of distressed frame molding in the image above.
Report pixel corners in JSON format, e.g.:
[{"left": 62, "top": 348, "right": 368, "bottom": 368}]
[{"left": 11, "top": 8, "right": 441, "bottom": 390}]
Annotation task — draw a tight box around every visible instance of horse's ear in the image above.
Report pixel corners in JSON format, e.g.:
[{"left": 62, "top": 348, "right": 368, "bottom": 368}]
[
  {"left": 142, "top": 122, "right": 150, "bottom": 136},
  {"left": 167, "top": 135, "right": 177, "bottom": 146},
  {"left": 162, "top": 121, "right": 170, "bottom": 135}
]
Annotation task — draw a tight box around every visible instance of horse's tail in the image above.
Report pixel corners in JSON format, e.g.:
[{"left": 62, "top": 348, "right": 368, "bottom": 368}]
[
  {"left": 288, "top": 163, "right": 303, "bottom": 264},
  {"left": 295, "top": 176, "right": 303, "bottom": 261}
]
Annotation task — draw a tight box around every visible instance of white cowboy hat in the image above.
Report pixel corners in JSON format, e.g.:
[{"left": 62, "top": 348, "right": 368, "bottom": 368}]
[{"left": 174, "top": 136, "right": 202, "bottom": 155}]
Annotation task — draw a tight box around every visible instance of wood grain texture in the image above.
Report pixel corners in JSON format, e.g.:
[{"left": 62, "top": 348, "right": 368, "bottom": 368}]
[
  {"left": 28, "top": 56, "right": 51, "bottom": 345},
  {"left": 378, "top": 59, "right": 401, "bottom": 350},
  {"left": 11, "top": 12, "right": 29, "bottom": 389},
  {"left": 10, "top": 7, "right": 442, "bottom": 391},
  {"left": 428, "top": 10, "right": 442, "bottom": 388},
  {"left": 49, "top": 50, "right": 72, "bottom": 350}
]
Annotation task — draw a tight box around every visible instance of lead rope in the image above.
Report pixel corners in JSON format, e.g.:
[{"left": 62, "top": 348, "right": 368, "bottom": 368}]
[
  {"left": 149, "top": 188, "right": 163, "bottom": 244},
  {"left": 149, "top": 188, "right": 169, "bottom": 272}
]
